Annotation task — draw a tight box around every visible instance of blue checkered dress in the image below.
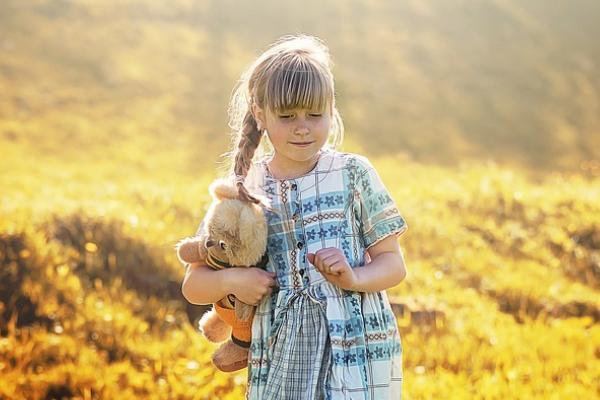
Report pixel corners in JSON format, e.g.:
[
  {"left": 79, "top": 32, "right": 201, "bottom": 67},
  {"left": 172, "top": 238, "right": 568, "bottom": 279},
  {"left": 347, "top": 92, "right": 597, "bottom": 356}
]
[{"left": 196, "top": 149, "right": 407, "bottom": 399}]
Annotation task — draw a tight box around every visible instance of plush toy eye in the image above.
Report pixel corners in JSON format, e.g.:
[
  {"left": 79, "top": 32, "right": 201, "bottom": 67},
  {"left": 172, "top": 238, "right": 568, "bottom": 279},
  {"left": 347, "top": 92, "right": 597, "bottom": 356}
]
[{"left": 219, "top": 241, "right": 228, "bottom": 250}]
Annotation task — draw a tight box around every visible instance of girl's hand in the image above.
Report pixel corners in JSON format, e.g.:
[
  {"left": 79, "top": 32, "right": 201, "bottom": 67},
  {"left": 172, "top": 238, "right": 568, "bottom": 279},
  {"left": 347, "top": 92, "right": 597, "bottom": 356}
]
[
  {"left": 307, "top": 248, "right": 357, "bottom": 291},
  {"left": 229, "top": 268, "right": 277, "bottom": 305}
]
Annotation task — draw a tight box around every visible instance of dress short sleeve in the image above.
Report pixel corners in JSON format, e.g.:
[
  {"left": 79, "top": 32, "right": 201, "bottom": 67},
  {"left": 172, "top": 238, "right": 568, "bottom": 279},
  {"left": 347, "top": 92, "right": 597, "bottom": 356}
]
[{"left": 353, "top": 155, "right": 408, "bottom": 250}]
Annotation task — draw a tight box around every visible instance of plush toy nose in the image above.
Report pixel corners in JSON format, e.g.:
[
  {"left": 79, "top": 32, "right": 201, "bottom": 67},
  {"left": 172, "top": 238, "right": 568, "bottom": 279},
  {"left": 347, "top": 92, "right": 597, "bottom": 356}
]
[{"left": 205, "top": 239, "right": 215, "bottom": 248}]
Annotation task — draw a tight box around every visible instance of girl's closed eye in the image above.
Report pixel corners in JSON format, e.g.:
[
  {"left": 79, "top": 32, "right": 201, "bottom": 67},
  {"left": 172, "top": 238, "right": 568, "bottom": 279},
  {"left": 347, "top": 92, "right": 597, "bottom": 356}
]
[{"left": 277, "top": 110, "right": 323, "bottom": 119}]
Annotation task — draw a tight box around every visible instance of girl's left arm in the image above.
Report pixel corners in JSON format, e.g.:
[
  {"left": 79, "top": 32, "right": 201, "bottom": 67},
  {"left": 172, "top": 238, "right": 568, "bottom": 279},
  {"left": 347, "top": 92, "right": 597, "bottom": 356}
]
[
  {"left": 308, "top": 234, "right": 406, "bottom": 292},
  {"left": 353, "top": 234, "right": 407, "bottom": 292}
]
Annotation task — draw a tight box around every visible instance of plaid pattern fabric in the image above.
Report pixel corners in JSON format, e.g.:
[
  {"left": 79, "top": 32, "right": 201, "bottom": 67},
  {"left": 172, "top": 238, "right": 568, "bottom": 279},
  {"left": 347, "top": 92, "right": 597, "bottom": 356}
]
[
  {"left": 262, "top": 291, "right": 331, "bottom": 399},
  {"left": 193, "top": 149, "right": 407, "bottom": 399}
]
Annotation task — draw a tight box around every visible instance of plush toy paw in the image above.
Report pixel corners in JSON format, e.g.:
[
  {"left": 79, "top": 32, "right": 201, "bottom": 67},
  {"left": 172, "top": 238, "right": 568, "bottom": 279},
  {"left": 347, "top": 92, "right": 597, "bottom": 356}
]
[
  {"left": 175, "top": 236, "right": 206, "bottom": 264},
  {"left": 212, "top": 341, "right": 249, "bottom": 372},
  {"left": 199, "top": 309, "right": 231, "bottom": 343}
]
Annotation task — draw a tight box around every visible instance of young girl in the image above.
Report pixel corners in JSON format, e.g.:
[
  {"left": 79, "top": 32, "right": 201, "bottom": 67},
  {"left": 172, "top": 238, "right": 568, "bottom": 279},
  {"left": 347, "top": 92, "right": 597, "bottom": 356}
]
[{"left": 181, "top": 34, "right": 408, "bottom": 400}]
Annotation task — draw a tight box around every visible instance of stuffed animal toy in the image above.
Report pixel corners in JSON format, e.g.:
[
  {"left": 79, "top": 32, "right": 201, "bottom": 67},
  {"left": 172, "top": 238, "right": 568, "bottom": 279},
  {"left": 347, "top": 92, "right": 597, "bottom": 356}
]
[{"left": 176, "top": 177, "right": 269, "bottom": 372}]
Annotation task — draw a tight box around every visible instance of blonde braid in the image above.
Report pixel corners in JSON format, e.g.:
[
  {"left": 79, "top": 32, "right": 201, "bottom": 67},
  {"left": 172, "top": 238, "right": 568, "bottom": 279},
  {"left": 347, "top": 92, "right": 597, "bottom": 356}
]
[{"left": 233, "top": 110, "right": 265, "bottom": 205}]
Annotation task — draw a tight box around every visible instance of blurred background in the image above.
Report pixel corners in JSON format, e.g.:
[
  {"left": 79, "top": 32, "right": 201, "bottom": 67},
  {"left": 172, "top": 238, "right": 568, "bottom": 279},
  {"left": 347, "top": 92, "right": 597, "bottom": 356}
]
[{"left": 1, "top": 0, "right": 598, "bottom": 399}]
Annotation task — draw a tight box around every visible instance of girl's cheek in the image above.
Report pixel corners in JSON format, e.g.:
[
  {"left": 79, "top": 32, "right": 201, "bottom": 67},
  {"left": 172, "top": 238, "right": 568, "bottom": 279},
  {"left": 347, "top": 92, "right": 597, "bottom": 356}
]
[{"left": 319, "top": 121, "right": 331, "bottom": 131}]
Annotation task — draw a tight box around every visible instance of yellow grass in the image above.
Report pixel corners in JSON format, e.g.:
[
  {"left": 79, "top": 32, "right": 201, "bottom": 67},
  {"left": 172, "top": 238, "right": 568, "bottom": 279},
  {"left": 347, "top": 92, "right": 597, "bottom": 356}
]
[{"left": 1, "top": 133, "right": 598, "bottom": 398}]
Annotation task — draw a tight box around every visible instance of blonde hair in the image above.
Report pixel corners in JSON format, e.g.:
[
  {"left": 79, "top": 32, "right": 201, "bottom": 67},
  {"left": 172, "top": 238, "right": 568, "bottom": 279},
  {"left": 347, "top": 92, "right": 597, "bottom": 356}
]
[{"left": 220, "top": 34, "right": 344, "bottom": 204}]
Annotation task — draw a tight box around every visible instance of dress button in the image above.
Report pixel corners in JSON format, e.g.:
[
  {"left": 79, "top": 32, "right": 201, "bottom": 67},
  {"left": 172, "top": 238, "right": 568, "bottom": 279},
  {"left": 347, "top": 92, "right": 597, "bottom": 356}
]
[
  {"left": 291, "top": 183, "right": 297, "bottom": 190},
  {"left": 299, "top": 269, "right": 305, "bottom": 276},
  {"left": 297, "top": 241, "right": 304, "bottom": 249}
]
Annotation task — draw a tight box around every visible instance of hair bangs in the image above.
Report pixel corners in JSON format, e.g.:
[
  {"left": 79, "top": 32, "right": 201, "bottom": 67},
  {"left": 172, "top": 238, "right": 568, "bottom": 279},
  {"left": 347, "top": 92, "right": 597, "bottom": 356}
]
[{"left": 264, "top": 56, "right": 332, "bottom": 113}]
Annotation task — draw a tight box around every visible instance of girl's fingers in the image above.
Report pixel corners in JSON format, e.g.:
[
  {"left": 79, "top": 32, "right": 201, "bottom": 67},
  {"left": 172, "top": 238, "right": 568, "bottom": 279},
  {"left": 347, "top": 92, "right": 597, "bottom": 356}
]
[
  {"left": 320, "top": 254, "right": 339, "bottom": 272},
  {"left": 324, "top": 259, "right": 345, "bottom": 275},
  {"left": 309, "top": 250, "right": 347, "bottom": 275},
  {"left": 309, "top": 253, "right": 322, "bottom": 271},
  {"left": 308, "top": 252, "right": 327, "bottom": 271},
  {"left": 318, "top": 248, "right": 341, "bottom": 259},
  {"left": 330, "top": 260, "right": 347, "bottom": 274},
  {"left": 330, "top": 263, "right": 344, "bottom": 275}
]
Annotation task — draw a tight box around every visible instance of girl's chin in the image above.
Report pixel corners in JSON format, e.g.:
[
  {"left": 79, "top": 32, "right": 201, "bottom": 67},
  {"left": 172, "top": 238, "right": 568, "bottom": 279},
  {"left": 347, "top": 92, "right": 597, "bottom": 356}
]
[{"left": 286, "top": 151, "right": 320, "bottom": 162}]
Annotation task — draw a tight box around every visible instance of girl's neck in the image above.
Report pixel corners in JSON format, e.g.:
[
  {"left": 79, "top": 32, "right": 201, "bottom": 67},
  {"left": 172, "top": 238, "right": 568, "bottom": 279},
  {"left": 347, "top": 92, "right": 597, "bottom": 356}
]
[{"left": 266, "top": 150, "right": 322, "bottom": 180}]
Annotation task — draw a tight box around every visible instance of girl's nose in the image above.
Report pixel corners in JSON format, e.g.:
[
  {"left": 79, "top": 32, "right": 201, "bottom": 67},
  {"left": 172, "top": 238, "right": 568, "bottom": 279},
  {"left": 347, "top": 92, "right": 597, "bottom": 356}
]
[{"left": 294, "top": 121, "right": 310, "bottom": 135}]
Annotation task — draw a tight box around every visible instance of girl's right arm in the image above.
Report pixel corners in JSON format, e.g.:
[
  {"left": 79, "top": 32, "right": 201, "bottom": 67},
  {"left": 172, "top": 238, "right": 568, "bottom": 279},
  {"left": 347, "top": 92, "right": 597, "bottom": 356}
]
[{"left": 181, "top": 262, "right": 276, "bottom": 305}]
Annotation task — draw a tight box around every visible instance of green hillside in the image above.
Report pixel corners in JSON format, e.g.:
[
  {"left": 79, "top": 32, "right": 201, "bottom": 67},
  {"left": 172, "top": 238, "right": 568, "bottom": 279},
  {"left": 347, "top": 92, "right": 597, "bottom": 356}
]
[{"left": 2, "top": 0, "right": 599, "bottom": 172}]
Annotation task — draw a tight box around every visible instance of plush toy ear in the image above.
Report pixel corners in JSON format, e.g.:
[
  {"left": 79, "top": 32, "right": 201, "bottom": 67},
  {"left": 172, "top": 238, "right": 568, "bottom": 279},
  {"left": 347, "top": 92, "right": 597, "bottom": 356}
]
[{"left": 209, "top": 178, "right": 240, "bottom": 201}]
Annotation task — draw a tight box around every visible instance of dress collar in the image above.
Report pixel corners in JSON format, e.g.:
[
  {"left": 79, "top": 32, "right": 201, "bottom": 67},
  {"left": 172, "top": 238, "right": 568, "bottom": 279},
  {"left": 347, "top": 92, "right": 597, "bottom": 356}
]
[{"left": 261, "top": 149, "right": 329, "bottom": 182}]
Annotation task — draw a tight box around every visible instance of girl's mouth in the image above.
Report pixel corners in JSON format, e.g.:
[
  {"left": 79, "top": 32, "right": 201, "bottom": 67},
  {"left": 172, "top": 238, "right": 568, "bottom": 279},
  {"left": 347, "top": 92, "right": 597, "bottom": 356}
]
[{"left": 290, "top": 142, "right": 314, "bottom": 147}]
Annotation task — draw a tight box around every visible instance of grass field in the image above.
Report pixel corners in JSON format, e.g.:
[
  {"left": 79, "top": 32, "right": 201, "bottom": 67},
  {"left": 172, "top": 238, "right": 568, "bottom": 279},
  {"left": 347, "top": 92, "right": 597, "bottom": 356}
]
[
  {"left": 1, "top": 133, "right": 598, "bottom": 398},
  {"left": 1, "top": 0, "right": 599, "bottom": 398}
]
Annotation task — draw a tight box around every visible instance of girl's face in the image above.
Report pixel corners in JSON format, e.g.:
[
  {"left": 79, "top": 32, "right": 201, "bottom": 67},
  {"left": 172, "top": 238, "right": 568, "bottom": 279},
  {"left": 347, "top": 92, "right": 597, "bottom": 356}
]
[{"left": 254, "top": 104, "right": 331, "bottom": 168}]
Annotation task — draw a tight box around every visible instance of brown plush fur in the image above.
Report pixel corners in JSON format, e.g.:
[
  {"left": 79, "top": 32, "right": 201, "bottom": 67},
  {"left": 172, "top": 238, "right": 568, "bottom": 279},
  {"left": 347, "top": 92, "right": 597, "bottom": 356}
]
[
  {"left": 176, "top": 177, "right": 268, "bottom": 372},
  {"left": 212, "top": 341, "right": 251, "bottom": 373},
  {"left": 199, "top": 310, "right": 231, "bottom": 343}
]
